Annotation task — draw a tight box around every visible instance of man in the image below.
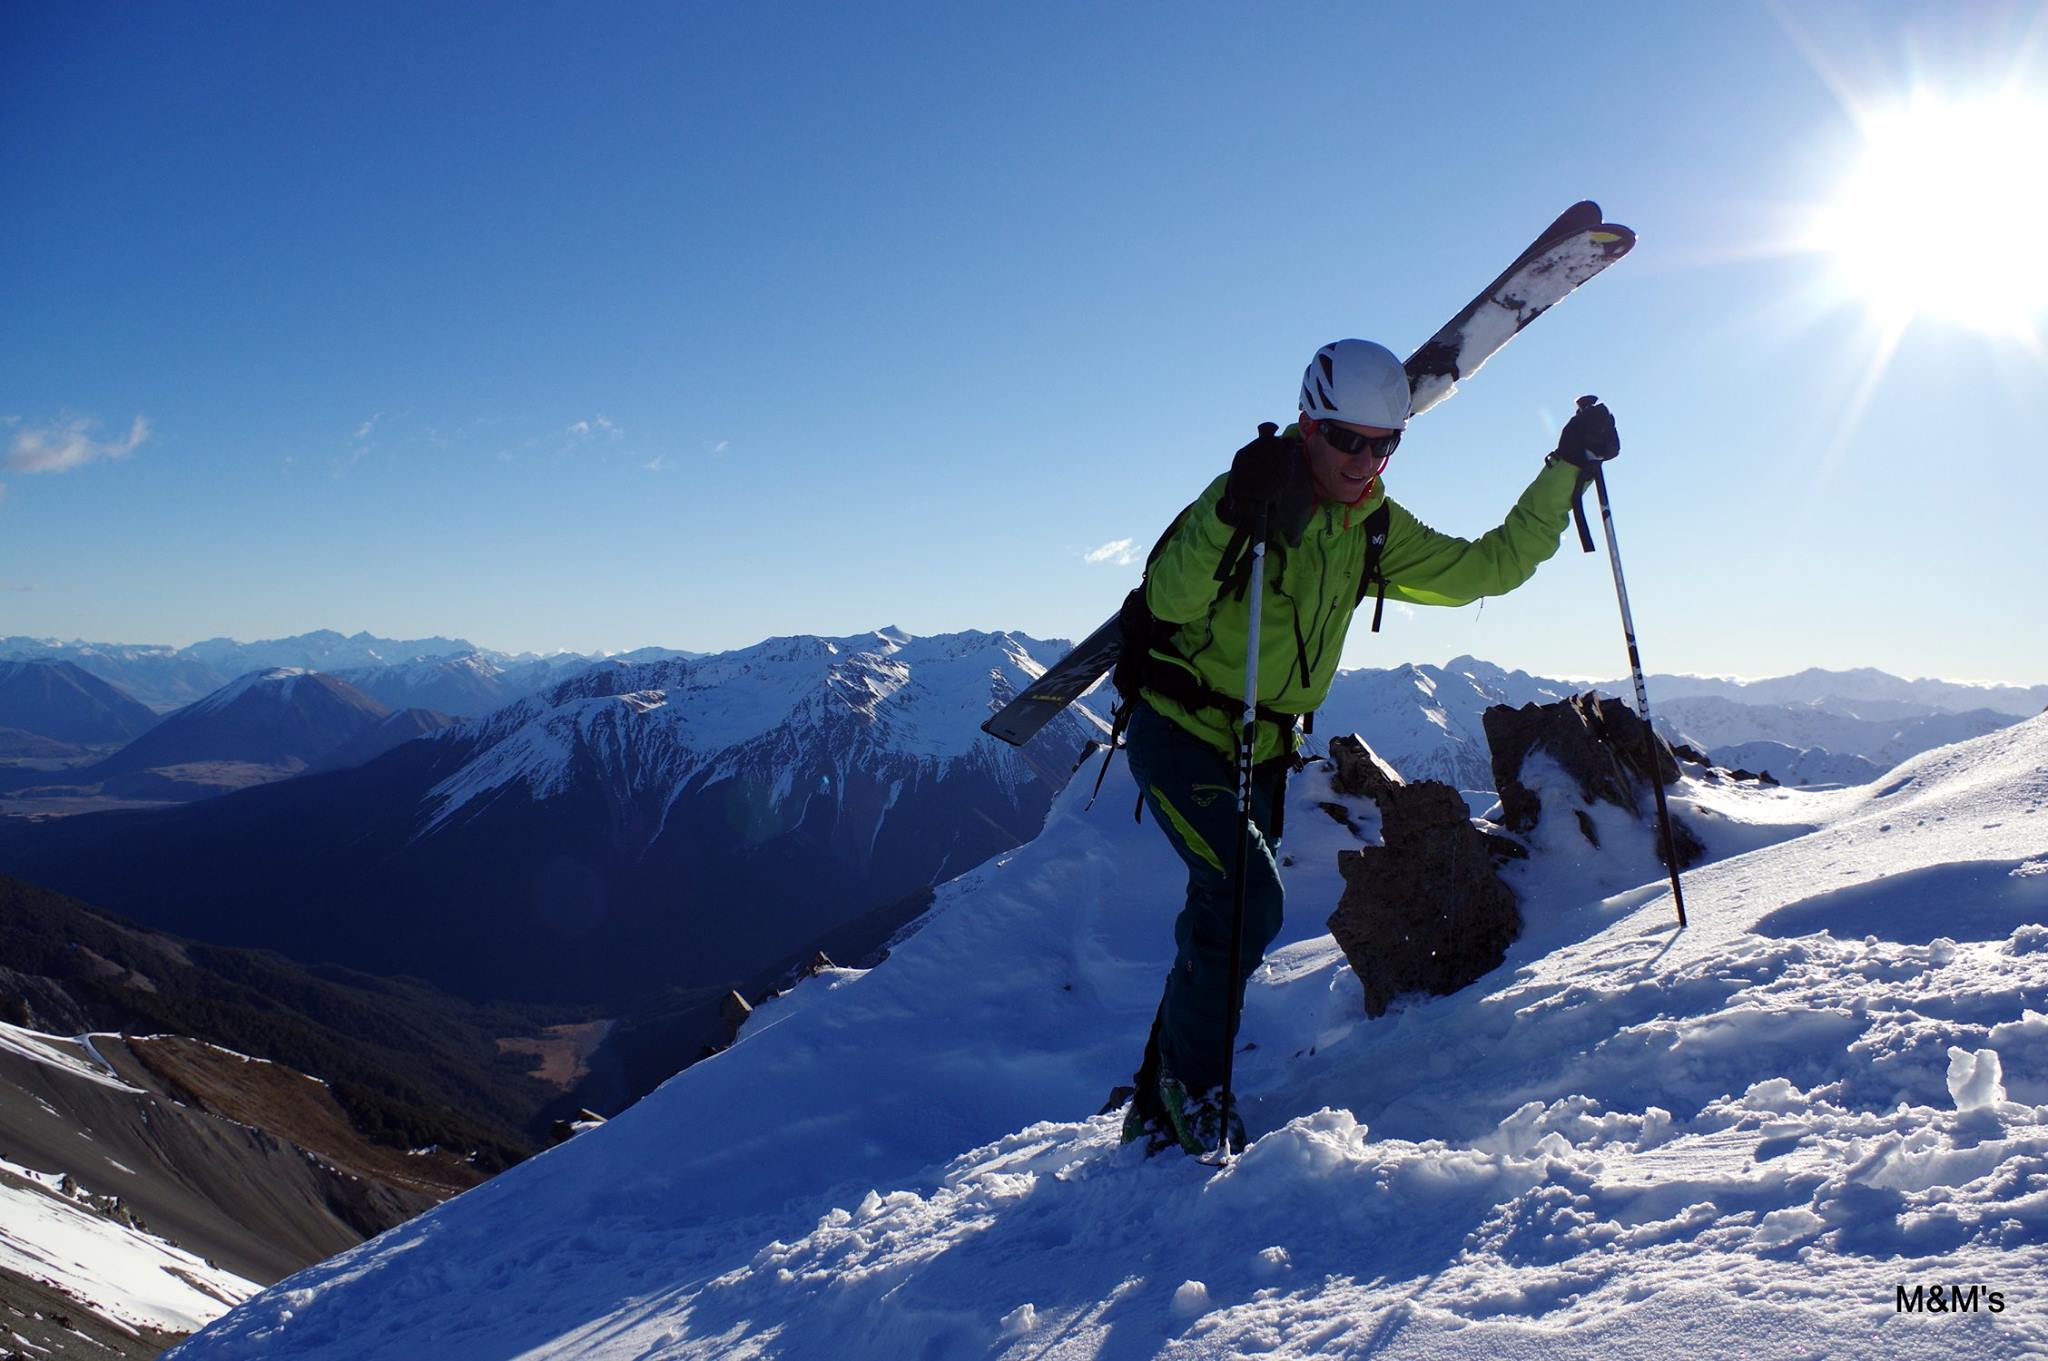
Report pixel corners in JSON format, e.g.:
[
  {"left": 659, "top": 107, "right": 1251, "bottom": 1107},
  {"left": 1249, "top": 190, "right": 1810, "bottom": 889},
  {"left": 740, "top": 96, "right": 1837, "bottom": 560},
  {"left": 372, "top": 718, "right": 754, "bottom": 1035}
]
[{"left": 1119, "top": 337, "right": 1619, "bottom": 1155}]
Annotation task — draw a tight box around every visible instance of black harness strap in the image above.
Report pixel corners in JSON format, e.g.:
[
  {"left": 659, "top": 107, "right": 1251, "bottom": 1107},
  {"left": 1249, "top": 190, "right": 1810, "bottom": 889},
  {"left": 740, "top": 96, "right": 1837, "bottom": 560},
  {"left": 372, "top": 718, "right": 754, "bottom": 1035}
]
[{"left": 1354, "top": 501, "right": 1393, "bottom": 632}]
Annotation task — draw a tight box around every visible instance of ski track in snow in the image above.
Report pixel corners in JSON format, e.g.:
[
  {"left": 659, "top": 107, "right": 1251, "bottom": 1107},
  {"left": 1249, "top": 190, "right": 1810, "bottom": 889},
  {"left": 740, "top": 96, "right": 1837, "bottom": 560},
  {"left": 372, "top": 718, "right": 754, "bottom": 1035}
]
[{"left": 168, "top": 716, "right": 2048, "bottom": 1360}]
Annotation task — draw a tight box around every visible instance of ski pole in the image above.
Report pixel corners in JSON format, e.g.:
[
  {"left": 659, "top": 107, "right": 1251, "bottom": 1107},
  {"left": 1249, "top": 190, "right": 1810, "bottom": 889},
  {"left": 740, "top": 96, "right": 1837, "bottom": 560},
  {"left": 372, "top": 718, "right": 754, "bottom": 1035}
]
[
  {"left": 1574, "top": 406, "right": 1687, "bottom": 928},
  {"left": 1217, "top": 505, "right": 1268, "bottom": 1158}
]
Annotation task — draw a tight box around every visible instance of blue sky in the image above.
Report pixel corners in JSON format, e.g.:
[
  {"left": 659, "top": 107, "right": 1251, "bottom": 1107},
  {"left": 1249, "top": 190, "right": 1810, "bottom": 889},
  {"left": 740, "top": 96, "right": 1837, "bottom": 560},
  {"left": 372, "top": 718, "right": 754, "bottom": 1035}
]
[{"left": 4, "top": 1, "right": 2045, "bottom": 684}]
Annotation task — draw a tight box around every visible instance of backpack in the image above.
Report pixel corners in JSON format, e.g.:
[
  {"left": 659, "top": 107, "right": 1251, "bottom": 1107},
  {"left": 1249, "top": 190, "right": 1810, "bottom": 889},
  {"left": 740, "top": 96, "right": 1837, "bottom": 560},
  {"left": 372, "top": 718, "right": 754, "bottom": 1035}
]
[{"left": 1085, "top": 469, "right": 1393, "bottom": 814}]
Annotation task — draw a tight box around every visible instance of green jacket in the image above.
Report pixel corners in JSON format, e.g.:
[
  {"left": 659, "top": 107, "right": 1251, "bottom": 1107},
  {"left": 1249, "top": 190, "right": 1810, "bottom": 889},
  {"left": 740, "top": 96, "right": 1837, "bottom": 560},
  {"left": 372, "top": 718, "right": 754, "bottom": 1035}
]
[{"left": 1142, "top": 449, "right": 1582, "bottom": 762}]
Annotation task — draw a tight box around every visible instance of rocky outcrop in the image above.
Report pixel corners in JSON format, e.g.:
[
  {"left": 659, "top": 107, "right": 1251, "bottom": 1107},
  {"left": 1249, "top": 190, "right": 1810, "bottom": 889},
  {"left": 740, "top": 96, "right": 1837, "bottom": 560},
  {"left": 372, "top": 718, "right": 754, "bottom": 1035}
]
[
  {"left": 720, "top": 989, "right": 753, "bottom": 1044},
  {"left": 1483, "top": 693, "right": 1705, "bottom": 868},
  {"left": 1324, "top": 736, "right": 1525, "bottom": 1018}
]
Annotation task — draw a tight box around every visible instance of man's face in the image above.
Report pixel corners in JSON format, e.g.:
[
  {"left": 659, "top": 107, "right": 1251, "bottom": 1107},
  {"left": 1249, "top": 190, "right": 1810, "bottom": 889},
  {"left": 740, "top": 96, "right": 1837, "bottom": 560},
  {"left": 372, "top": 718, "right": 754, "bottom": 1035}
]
[{"left": 1303, "top": 416, "right": 1399, "bottom": 503}]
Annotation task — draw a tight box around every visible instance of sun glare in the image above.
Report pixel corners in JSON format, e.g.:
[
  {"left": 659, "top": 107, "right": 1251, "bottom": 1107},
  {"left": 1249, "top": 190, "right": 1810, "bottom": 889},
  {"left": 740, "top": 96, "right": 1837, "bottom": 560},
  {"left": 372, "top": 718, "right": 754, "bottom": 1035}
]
[{"left": 1811, "top": 91, "right": 2048, "bottom": 337}]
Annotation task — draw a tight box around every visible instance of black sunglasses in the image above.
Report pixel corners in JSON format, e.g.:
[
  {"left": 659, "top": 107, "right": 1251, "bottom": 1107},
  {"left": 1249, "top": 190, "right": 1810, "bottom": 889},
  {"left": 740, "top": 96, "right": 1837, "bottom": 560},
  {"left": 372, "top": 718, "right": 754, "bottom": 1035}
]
[{"left": 1314, "top": 421, "right": 1401, "bottom": 459}]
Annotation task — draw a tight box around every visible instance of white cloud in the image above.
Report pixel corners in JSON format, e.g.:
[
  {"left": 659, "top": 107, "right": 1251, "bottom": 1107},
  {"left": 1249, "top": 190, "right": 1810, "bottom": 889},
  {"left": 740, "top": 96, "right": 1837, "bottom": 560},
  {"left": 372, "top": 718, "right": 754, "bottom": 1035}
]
[
  {"left": 643, "top": 454, "right": 668, "bottom": 472},
  {"left": 6, "top": 414, "right": 151, "bottom": 474},
  {"left": 707, "top": 439, "right": 730, "bottom": 456},
  {"left": 1084, "top": 537, "right": 1139, "bottom": 567},
  {"left": 355, "top": 413, "right": 384, "bottom": 441},
  {"left": 568, "top": 416, "right": 623, "bottom": 440}
]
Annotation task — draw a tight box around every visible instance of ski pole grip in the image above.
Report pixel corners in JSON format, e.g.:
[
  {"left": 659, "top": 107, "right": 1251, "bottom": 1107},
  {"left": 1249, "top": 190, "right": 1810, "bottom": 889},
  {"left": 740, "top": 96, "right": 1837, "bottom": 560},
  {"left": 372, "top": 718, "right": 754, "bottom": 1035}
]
[{"left": 1572, "top": 488, "right": 1595, "bottom": 553}]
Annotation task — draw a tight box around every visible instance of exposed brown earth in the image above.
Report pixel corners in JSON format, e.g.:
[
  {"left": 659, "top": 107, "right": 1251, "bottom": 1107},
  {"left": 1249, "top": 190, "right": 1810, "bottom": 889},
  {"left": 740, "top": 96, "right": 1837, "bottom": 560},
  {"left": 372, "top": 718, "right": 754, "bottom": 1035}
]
[
  {"left": 495, "top": 1019, "right": 615, "bottom": 1091},
  {"left": 115, "top": 1036, "right": 487, "bottom": 1200}
]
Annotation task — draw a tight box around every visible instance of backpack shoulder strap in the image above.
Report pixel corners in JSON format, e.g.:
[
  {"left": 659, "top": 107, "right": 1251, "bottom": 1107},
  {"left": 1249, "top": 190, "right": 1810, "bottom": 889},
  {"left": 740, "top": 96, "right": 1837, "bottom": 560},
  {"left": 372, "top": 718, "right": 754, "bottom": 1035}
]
[{"left": 1354, "top": 501, "right": 1393, "bottom": 633}]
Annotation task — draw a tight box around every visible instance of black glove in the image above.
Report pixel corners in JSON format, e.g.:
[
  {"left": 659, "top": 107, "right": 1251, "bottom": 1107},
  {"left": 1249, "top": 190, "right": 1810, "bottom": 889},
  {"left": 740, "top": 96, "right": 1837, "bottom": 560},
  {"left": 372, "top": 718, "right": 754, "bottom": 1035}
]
[
  {"left": 1219, "top": 422, "right": 1316, "bottom": 547},
  {"left": 1551, "top": 396, "right": 1620, "bottom": 469}
]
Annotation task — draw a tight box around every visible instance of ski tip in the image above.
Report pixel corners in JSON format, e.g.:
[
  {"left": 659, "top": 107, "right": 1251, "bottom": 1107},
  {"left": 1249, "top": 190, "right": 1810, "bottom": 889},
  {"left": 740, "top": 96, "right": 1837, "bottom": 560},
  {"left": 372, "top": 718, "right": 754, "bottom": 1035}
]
[{"left": 1591, "top": 222, "right": 1637, "bottom": 257}]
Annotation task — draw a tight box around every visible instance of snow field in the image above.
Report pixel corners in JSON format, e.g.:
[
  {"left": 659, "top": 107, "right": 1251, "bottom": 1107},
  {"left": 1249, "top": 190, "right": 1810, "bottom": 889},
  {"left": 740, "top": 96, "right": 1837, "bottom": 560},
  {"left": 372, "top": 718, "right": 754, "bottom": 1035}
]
[
  {"left": 0, "top": 1152, "right": 258, "bottom": 1336},
  {"left": 169, "top": 714, "right": 2048, "bottom": 1359}
]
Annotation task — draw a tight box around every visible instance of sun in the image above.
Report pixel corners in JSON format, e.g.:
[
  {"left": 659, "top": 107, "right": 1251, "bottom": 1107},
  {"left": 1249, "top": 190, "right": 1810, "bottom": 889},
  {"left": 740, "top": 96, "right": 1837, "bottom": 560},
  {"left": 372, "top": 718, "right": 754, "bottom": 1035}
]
[{"left": 1809, "top": 90, "right": 2048, "bottom": 338}]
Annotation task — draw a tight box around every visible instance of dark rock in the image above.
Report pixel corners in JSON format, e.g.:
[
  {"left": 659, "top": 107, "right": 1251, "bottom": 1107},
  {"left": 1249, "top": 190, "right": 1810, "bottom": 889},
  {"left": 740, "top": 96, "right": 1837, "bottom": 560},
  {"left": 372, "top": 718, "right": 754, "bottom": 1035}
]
[
  {"left": 548, "top": 1108, "right": 607, "bottom": 1146},
  {"left": 1323, "top": 735, "right": 1523, "bottom": 1018},
  {"left": 804, "top": 950, "right": 835, "bottom": 977},
  {"left": 1482, "top": 694, "right": 1704, "bottom": 869},
  {"left": 1327, "top": 738, "right": 1405, "bottom": 805}
]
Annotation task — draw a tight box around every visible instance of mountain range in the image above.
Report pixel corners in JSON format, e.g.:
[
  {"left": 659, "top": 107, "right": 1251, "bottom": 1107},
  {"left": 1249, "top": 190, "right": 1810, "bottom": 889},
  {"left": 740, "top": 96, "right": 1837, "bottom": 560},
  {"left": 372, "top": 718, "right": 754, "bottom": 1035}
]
[
  {"left": 4, "top": 638, "right": 2038, "bottom": 1007},
  {"left": 0, "top": 630, "right": 1103, "bottom": 1013},
  {"left": 0, "top": 666, "right": 456, "bottom": 808},
  {"left": 0, "top": 630, "right": 701, "bottom": 715},
  {"left": 1631, "top": 665, "right": 2048, "bottom": 718}
]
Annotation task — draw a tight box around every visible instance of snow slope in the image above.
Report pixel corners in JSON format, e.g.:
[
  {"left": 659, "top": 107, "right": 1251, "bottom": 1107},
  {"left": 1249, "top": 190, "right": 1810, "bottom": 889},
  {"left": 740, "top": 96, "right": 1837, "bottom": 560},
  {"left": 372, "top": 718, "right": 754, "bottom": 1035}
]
[
  {"left": 168, "top": 714, "right": 2048, "bottom": 1359},
  {"left": 0, "top": 1031, "right": 261, "bottom": 1339}
]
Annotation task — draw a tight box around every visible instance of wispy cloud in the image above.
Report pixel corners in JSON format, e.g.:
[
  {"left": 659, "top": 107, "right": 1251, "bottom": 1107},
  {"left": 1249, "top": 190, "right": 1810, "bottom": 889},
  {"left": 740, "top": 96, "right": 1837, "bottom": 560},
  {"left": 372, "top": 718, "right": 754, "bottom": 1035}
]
[
  {"left": 6, "top": 414, "right": 151, "bottom": 474},
  {"left": 568, "top": 416, "right": 623, "bottom": 440},
  {"left": 643, "top": 454, "right": 668, "bottom": 472},
  {"left": 1084, "top": 537, "right": 1139, "bottom": 567},
  {"left": 355, "top": 413, "right": 385, "bottom": 441},
  {"left": 707, "top": 439, "right": 729, "bottom": 456}
]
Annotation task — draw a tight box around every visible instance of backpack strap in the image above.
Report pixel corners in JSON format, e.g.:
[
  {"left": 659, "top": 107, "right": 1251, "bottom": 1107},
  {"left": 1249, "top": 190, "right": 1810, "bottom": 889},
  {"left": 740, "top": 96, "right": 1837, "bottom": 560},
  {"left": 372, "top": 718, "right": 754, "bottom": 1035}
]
[{"left": 1353, "top": 501, "right": 1393, "bottom": 633}]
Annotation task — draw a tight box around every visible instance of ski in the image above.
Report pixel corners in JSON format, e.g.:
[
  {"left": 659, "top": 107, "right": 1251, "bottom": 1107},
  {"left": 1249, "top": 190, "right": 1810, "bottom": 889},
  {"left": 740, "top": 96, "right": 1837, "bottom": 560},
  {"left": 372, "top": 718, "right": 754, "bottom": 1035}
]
[
  {"left": 981, "top": 613, "right": 1124, "bottom": 747},
  {"left": 1406, "top": 201, "right": 1634, "bottom": 417},
  {"left": 983, "top": 202, "right": 1636, "bottom": 749}
]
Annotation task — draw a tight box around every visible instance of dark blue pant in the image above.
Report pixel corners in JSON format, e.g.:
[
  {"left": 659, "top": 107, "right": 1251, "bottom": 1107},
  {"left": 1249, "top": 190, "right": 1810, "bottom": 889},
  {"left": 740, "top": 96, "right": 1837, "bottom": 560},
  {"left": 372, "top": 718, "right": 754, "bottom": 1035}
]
[{"left": 1124, "top": 699, "right": 1288, "bottom": 1100}]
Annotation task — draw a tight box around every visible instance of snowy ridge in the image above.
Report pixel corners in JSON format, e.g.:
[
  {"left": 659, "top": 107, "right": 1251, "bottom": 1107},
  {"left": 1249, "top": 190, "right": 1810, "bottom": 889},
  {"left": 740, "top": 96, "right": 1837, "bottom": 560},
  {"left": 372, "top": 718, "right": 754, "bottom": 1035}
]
[
  {"left": 418, "top": 629, "right": 1098, "bottom": 836},
  {"left": 0, "top": 1022, "right": 144, "bottom": 1094},
  {"left": 170, "top": 713, "right": 2048, "bottom": 1358},
  {"left": 180, "top": 667, "right": 315, "bottom": 718}
]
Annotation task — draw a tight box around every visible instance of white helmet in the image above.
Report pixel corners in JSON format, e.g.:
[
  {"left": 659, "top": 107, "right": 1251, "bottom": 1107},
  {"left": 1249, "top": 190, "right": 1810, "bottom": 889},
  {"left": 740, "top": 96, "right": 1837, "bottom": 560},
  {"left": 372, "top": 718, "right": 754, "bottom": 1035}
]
[{"left": 1299, "top": 339, "right": 1411, "bottom": 430}]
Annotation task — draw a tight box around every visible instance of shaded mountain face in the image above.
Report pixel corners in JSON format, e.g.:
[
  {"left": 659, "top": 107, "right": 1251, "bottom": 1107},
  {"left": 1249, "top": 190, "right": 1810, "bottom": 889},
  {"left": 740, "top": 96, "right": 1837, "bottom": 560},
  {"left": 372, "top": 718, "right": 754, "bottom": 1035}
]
[
  {"left": 87, "top": 669, "right": 393, "bottom": 778},
  {"left": 0, "top": 631, "right": 1106, "bottom": 1009},
  {"left": 0, "top": 659, "right": 159, "bottom": 748},
  {"left": 306, "top": 706, "right": 459, "bottom": 774}
]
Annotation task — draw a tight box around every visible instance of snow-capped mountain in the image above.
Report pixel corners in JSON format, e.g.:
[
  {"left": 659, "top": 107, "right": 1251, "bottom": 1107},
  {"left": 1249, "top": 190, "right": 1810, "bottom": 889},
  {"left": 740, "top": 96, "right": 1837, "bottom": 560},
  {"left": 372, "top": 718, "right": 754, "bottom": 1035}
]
[
  {"left": 1650, "top": 693, "right": 2018, "bottom": 771},
  {"left": 74, "top": 669, "right": 393, "bottom": 790},
  {"left": 332, "top": 650, "right": 695, "bottom": 717},
  {"left": 1309, "top": 656, "right": 2033, "bottom": 793},
  {"left": 0, "top": 630, "right": 1105, "bottom": 1009},
  {"left": 179, "top": 629, "right": 478, "bottom": 676},
  {"left": 1317, "top": 655, "right": 1579, "bottom": 790},
  {"left": 330, "top": 652, "right": 514, "bottom": 716},
  {"left": 159, "top": 708, "right": 2048, "bottom": 1360},
  {"left": 1705, "top": 738, "right": 1882, "bottom": 786},
  {"left": 0, "top": 632, "right": 695, "bottom": 715},
  {"left": 1632, "top": 664, "right": 2048, "bottom": 719}
]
